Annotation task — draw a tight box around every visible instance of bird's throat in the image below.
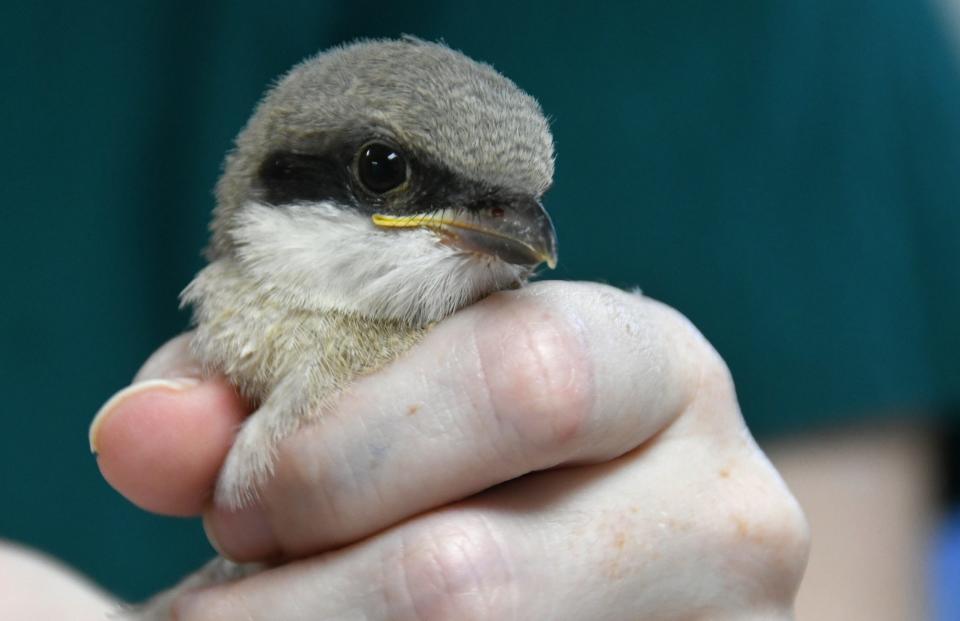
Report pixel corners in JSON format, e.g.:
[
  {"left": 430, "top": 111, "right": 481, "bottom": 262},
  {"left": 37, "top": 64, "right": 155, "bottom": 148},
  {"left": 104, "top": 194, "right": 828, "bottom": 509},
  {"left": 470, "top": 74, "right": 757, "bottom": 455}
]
[{"left": 182, "top": 260, "right": 427, "bottom": 404}]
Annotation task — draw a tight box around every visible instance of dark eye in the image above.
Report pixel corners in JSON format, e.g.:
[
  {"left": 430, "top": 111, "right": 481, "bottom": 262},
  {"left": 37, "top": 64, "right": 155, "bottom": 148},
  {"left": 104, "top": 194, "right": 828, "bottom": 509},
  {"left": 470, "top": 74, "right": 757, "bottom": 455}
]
[{"left": 357, "top": 143, "right": 407, "bottom": 194}]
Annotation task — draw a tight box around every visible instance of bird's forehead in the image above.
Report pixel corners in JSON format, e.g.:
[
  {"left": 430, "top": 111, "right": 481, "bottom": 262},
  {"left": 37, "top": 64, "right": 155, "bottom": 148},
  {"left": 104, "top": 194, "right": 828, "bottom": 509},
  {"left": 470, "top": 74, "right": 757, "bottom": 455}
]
[{"left": 254, "top": 39, "right": 554, "bottom": 195}]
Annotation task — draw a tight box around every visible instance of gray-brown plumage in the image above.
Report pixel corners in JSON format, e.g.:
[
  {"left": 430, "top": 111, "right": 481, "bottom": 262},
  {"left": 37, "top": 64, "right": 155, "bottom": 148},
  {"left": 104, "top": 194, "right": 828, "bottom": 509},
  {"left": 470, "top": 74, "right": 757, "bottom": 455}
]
[{"left": 180, "top": 37, "right": 557, "bottom": 509}]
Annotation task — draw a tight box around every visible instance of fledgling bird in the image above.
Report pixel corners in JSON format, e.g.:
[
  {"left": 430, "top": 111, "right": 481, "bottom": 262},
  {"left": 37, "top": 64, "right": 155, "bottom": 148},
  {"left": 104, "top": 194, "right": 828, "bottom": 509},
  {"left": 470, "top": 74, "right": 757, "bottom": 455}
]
[
  {"left": 132, "top": 38, "right": 557, "bottom": 621},
  {"left": 130, "top": 36, "right": 556, "bottom": 619},
  {"left": 131, "top": 38, "right": 557, "bottom": 621},
  {"left": 181, "top": 37, "right": 558, "bottom": 511}
]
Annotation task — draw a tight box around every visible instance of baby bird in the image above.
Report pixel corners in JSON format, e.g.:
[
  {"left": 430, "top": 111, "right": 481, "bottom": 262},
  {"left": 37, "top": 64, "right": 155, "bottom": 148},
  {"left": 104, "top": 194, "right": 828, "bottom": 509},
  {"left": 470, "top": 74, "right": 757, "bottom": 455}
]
[{"left": 182, "top": 37, "right": 557, "bottom": 510}]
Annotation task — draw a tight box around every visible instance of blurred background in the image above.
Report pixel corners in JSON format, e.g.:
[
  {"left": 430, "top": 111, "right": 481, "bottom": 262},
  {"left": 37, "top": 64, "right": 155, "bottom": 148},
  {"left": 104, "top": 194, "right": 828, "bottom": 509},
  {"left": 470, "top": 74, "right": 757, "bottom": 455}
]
[{"left": 1, "top": 1, "right": 958, "bottom": 618}]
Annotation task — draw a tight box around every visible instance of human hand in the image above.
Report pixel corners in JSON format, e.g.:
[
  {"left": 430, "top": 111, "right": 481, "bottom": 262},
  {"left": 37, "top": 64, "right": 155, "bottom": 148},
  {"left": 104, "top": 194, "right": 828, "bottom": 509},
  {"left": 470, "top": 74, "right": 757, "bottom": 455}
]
[{"left": 92, "top": 281, "right": 809, "bottom": 620}]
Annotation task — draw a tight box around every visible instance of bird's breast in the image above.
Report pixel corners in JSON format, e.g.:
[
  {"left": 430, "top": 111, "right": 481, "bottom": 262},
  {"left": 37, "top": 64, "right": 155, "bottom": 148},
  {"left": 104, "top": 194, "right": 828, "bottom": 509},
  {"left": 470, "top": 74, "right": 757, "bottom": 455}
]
[{"left": 182, "top": 260, "right": 426, "bottom": 403}]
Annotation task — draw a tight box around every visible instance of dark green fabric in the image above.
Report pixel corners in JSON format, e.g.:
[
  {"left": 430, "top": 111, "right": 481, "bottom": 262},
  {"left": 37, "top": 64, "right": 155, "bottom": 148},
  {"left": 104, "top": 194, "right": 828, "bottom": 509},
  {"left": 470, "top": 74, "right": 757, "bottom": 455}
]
[{"left": 2, "top": 0, "right": 958, "bottom": 600}]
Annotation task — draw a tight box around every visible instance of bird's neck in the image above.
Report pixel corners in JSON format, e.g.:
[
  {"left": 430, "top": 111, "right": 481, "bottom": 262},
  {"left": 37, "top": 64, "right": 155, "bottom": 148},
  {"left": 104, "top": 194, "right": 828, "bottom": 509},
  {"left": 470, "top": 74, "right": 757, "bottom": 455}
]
[{"left": 181, "top": 259, "right": 427, "bottom": 401}]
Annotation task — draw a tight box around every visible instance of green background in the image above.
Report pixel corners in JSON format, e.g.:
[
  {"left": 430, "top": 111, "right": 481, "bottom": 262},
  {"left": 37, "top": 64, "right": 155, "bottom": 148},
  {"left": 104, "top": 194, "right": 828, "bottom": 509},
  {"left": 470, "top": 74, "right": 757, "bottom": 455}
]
[{"left": 2, "top": 0, "right": 958, "bottom": 600}]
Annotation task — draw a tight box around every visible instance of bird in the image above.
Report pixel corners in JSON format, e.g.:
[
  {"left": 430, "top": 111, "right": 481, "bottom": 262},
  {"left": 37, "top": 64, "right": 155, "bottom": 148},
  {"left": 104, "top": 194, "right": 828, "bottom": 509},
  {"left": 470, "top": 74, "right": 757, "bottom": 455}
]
[
  {"left": 180, "top": 37, "right": 558, "bottom": 511},
  {"left": 129, "top": 36, "right": 557, "bottom": 619}
]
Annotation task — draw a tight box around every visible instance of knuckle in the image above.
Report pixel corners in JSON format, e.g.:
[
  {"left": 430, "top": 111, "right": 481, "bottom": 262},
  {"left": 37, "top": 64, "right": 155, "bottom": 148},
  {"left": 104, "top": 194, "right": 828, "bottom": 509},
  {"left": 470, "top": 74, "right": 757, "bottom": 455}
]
[
  {"left": 269, "top": 435, "right": 366, "bottom": 538},
  {"left": 749, "top": 492, "right": 810, "bottom": 582},
  {"left": 716, "top": 469, "right": 811, "bottom": 601},
  {"left": 272, "top": 435, "right": 324, "bottom": 497},
  {"left": 654, "top": 300, "right": 739, "bottom": 416},
  {"left": 393, "top": 517, "right": 514, "bottom": 621},
  {"left": 474, "top": 298, "right": 594, "bottom": 452},
  {"left": 662, "top": 301, "right": 732, "bottom": 377}
]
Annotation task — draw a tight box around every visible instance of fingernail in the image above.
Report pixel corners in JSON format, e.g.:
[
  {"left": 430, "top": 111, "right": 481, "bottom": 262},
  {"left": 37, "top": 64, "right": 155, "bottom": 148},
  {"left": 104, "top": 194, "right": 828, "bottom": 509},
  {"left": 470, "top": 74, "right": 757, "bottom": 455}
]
[
  {"left": 89, "top": 378, "right": 201, "bottom": 454},
  {"left": 203, "top": 504, "right": 278, "bottom": 562},
  {"left": 134, "top": 333, "right": 201, "bottom": 383}
]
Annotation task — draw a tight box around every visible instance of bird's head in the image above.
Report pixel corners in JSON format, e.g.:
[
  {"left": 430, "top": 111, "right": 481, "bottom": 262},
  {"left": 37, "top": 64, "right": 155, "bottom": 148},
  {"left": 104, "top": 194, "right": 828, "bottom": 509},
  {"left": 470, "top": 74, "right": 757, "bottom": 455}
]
[{"left": 210, "top": 38, "right": 557, "bottom": 326}]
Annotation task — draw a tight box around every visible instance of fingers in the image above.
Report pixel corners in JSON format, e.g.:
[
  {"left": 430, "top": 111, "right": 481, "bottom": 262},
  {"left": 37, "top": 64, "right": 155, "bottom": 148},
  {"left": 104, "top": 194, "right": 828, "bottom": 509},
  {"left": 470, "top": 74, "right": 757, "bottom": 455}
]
[
  {"left": 174, "top": 428, "right": 809, "bottom": 621},
  {"left": 92, "top": 334, "right": 249, "bottom": 516},
  {"left": 206, "top": 281, "right": 709, "bottom": 560}
]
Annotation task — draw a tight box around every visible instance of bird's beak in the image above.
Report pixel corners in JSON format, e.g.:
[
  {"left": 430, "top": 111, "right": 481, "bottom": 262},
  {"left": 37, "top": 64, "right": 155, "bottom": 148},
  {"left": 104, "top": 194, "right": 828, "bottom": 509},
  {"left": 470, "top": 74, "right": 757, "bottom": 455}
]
[{"left": 372, "top": 197, "right": 558, "bottom": 269}]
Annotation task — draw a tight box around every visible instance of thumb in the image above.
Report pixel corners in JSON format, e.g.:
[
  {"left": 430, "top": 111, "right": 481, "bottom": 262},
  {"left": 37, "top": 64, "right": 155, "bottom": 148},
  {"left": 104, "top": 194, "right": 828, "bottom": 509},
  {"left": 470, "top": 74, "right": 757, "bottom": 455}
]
[{"left": 90, "top": 333, "right": 249, "bottom": 516}]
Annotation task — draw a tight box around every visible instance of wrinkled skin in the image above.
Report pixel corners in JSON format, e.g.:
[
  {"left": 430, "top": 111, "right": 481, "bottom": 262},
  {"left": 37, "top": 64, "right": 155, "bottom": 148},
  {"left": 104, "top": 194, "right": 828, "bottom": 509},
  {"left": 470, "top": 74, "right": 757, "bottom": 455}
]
[{"left": 43, "top": 282, "right": 807, "bottom": 620}]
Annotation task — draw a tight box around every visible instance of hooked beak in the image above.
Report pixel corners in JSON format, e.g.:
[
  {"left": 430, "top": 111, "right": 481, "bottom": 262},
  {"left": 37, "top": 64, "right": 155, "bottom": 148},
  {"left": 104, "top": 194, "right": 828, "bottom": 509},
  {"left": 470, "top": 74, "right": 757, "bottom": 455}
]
[{"left": 372, "top": 197, "right": 558, "bottom": 269}]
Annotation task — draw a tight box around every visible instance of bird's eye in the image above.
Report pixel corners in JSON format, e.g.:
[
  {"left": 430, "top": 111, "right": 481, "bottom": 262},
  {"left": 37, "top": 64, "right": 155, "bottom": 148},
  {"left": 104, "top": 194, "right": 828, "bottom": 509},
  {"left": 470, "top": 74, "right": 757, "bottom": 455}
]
[{"left": 357, "top": 143, "right": 408, "bottom": 194}]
